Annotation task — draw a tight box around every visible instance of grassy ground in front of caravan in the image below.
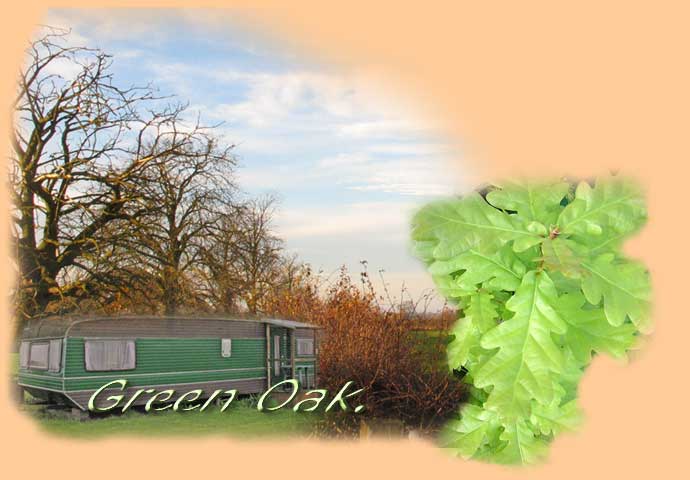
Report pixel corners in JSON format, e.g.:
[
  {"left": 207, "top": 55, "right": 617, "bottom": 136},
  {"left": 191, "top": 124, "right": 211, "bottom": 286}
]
[
  {"left": 22, "top": 400, "right": 318, "bottom": 439},
  {"left": 11, "top": 354, "right": 318, "bottom": 439}
]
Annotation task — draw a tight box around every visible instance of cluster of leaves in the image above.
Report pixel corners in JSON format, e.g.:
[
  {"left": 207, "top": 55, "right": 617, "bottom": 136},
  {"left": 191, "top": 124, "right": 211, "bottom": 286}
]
[{"left": 411, "top": 176, "right": 651, "bottom": 465}]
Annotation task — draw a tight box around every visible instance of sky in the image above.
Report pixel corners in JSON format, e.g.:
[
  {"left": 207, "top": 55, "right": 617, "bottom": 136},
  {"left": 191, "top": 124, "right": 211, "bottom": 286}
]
[{"left": 40, "top": 9, "right": 470, "bottom": 309}]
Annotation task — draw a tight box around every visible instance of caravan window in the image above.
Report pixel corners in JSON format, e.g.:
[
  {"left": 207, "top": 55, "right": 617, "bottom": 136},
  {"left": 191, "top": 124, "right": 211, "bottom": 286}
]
[
  {"left": 29, "top": 342, "right": 49, "bottom": 370},
  {"left": 19, "top": 342, "right": 30, "bottom": 369},
  {"left": 296, "top": 338, "right": 314, "bottom": 356},
  {"left": 48, "top": 339, "right": 62, "bottom": 372},
  {"left": 221, "top": 338, "right": 232, "bottom": 357},
  {"left": 84, "top": 339, "right": 136, "bottom": 371}
]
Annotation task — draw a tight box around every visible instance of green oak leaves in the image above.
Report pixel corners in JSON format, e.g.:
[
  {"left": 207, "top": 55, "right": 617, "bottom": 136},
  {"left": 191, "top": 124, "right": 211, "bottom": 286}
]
[{"left": 412, "top": 176, "right": 651, "bottom": 465}]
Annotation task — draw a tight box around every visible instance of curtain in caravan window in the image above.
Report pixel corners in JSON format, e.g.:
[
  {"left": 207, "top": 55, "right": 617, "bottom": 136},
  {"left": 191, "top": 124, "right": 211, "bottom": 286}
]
[
  {"left": 85, "top": 340, "right": 136, "bottom": 371},
  {"left": 48, "top": 339, "right": 62, "bottom": 372},
  {"left": 297, "top": 338, "right": 314, "bottom": 356},
  {"left": 19, "top": 342, "right": 30, "bottom": 369},
  {"left": 29, "top": 342, "right": 49, "bottom": 370}
]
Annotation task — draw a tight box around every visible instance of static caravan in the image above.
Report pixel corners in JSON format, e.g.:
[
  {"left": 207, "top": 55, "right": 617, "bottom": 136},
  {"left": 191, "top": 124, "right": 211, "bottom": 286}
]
[{"left": 17, "top": 316, "right": 321, "bottom": 411}]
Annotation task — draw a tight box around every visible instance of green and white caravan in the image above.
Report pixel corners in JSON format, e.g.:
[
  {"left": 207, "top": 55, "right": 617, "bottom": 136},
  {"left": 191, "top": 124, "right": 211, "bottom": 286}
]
[{"left": 17, "top": 316, "right": 321, "bottom": 410}]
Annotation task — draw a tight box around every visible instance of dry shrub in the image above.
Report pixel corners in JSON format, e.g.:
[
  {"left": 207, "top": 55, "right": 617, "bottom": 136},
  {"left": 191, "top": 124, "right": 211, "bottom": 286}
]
[{"left": 264, "top": 265, "right": 466, "bottom": 434}]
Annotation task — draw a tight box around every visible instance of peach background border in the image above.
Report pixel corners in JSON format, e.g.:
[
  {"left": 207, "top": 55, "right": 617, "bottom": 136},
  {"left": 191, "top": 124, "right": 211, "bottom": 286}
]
[{"left": 2, "top": 2, "right": 688, "bottom": 478}]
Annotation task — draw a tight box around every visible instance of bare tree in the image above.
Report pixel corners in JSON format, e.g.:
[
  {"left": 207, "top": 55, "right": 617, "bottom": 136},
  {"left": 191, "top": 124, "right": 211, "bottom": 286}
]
[
  {"left": 9, "top": 28, "right": 211, "bottom": 324},
  {"left": 200, "top": 196, "right": 283, "bottom": 314},
  {"left": 125, "top": 133, "right": 238, "bottom": 314},
  {"left": 235, "top": 196, "right": 284, "bottom": 313},
  {"left": 197, "top": 204, "right": 245, "bottom": 313}
]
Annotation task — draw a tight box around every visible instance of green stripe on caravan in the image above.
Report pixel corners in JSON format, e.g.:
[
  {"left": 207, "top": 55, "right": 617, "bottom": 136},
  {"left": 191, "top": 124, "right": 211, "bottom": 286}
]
[{"left": 17, "top": 316, "right": 322, "bottom": 411}]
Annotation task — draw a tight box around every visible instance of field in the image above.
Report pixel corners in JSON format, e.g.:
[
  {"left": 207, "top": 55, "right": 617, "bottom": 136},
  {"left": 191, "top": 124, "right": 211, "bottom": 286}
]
[
  {"left": 12, "top": 355, "right": 317, "bottom": 440},
  {"left": 21, "top": 400, "right": 317, "bottom": 439}
]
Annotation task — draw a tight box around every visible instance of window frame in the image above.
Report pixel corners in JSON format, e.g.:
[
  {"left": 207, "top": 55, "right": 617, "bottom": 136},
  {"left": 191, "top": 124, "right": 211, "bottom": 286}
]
[
  {"left": 48, "top": 339, "right": 63, "bottom": 373},
  {"left": 273, "top": 335, "right": 281, "bottom": 376},
  {"left": 29, "top": 342, "right": 50, "bottom": 370},
  {"left": 296, "top": 338, "right": 315, "bottom": 356},
  {"left": 221, "top": 338, "right": 232, "bottom": 358},
  {"left": 19, "top": 341, "right": 30, "bottom": 369},
  {"left": 84, "top": 338, "right": 136, "bottom": 372}
]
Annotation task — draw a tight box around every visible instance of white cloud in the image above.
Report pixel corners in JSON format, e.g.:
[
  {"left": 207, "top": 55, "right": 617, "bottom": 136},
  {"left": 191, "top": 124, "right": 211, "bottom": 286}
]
[
  {"left": 40, "top": 56, "right": 84, "bottom": 80},
  {"left": 317, "top": 153, "right": 462, "bottom": 196},
  {"left": 148, "top": 63, "right": 434, "bottom": 135},
  {"left": 237, "top": 151, "right": 462, "bottom": 197},
  {"left": 317, "top": 152, "right": 371, "bottom": 168},
  {"left": 36, "top": 9, "right": 471, "bottom": 310},
  {"left": 365, "top": 142, "right": 452, "bottom": 156},
  {"left": 205, "top": 71, "right": 357, "bottom": 127},
  {"left": 114, "top": 49, "right": 145, "bottom": 59},
  {"left": 42, "top": 9, "right": 175, "bottom": 45},
  {"left": 184, "top": 66, "right": 466, "bottom": 197},
  {"left": 37, "top": 12, "right": 90, "bottom": 45},
  {"left": 275, "top": 201, "right": 415, "bottom": 238},
  {"left": 336, "top": 119, "right": 422, "bottom": 139},
  {"left": 237, "top": 162, "right": 318, "bottom": 191}
]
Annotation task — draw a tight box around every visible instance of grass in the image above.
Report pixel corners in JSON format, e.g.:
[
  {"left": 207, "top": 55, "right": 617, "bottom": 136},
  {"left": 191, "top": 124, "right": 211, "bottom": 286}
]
[
  {"left": 23, "top": 400, "right": 318, "bottom": 439},
  {"left": 12, "top": 353, "right": 318, "bottom": 439}
]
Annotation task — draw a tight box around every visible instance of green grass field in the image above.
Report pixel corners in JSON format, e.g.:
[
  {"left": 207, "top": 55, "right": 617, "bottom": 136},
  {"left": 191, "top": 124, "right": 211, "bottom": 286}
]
[
  {"left": 22, "top": 401, "right": 317, "bottom": 439},
  {"left": 12, "top": 353, "right": 317, "bottom": 439}
]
